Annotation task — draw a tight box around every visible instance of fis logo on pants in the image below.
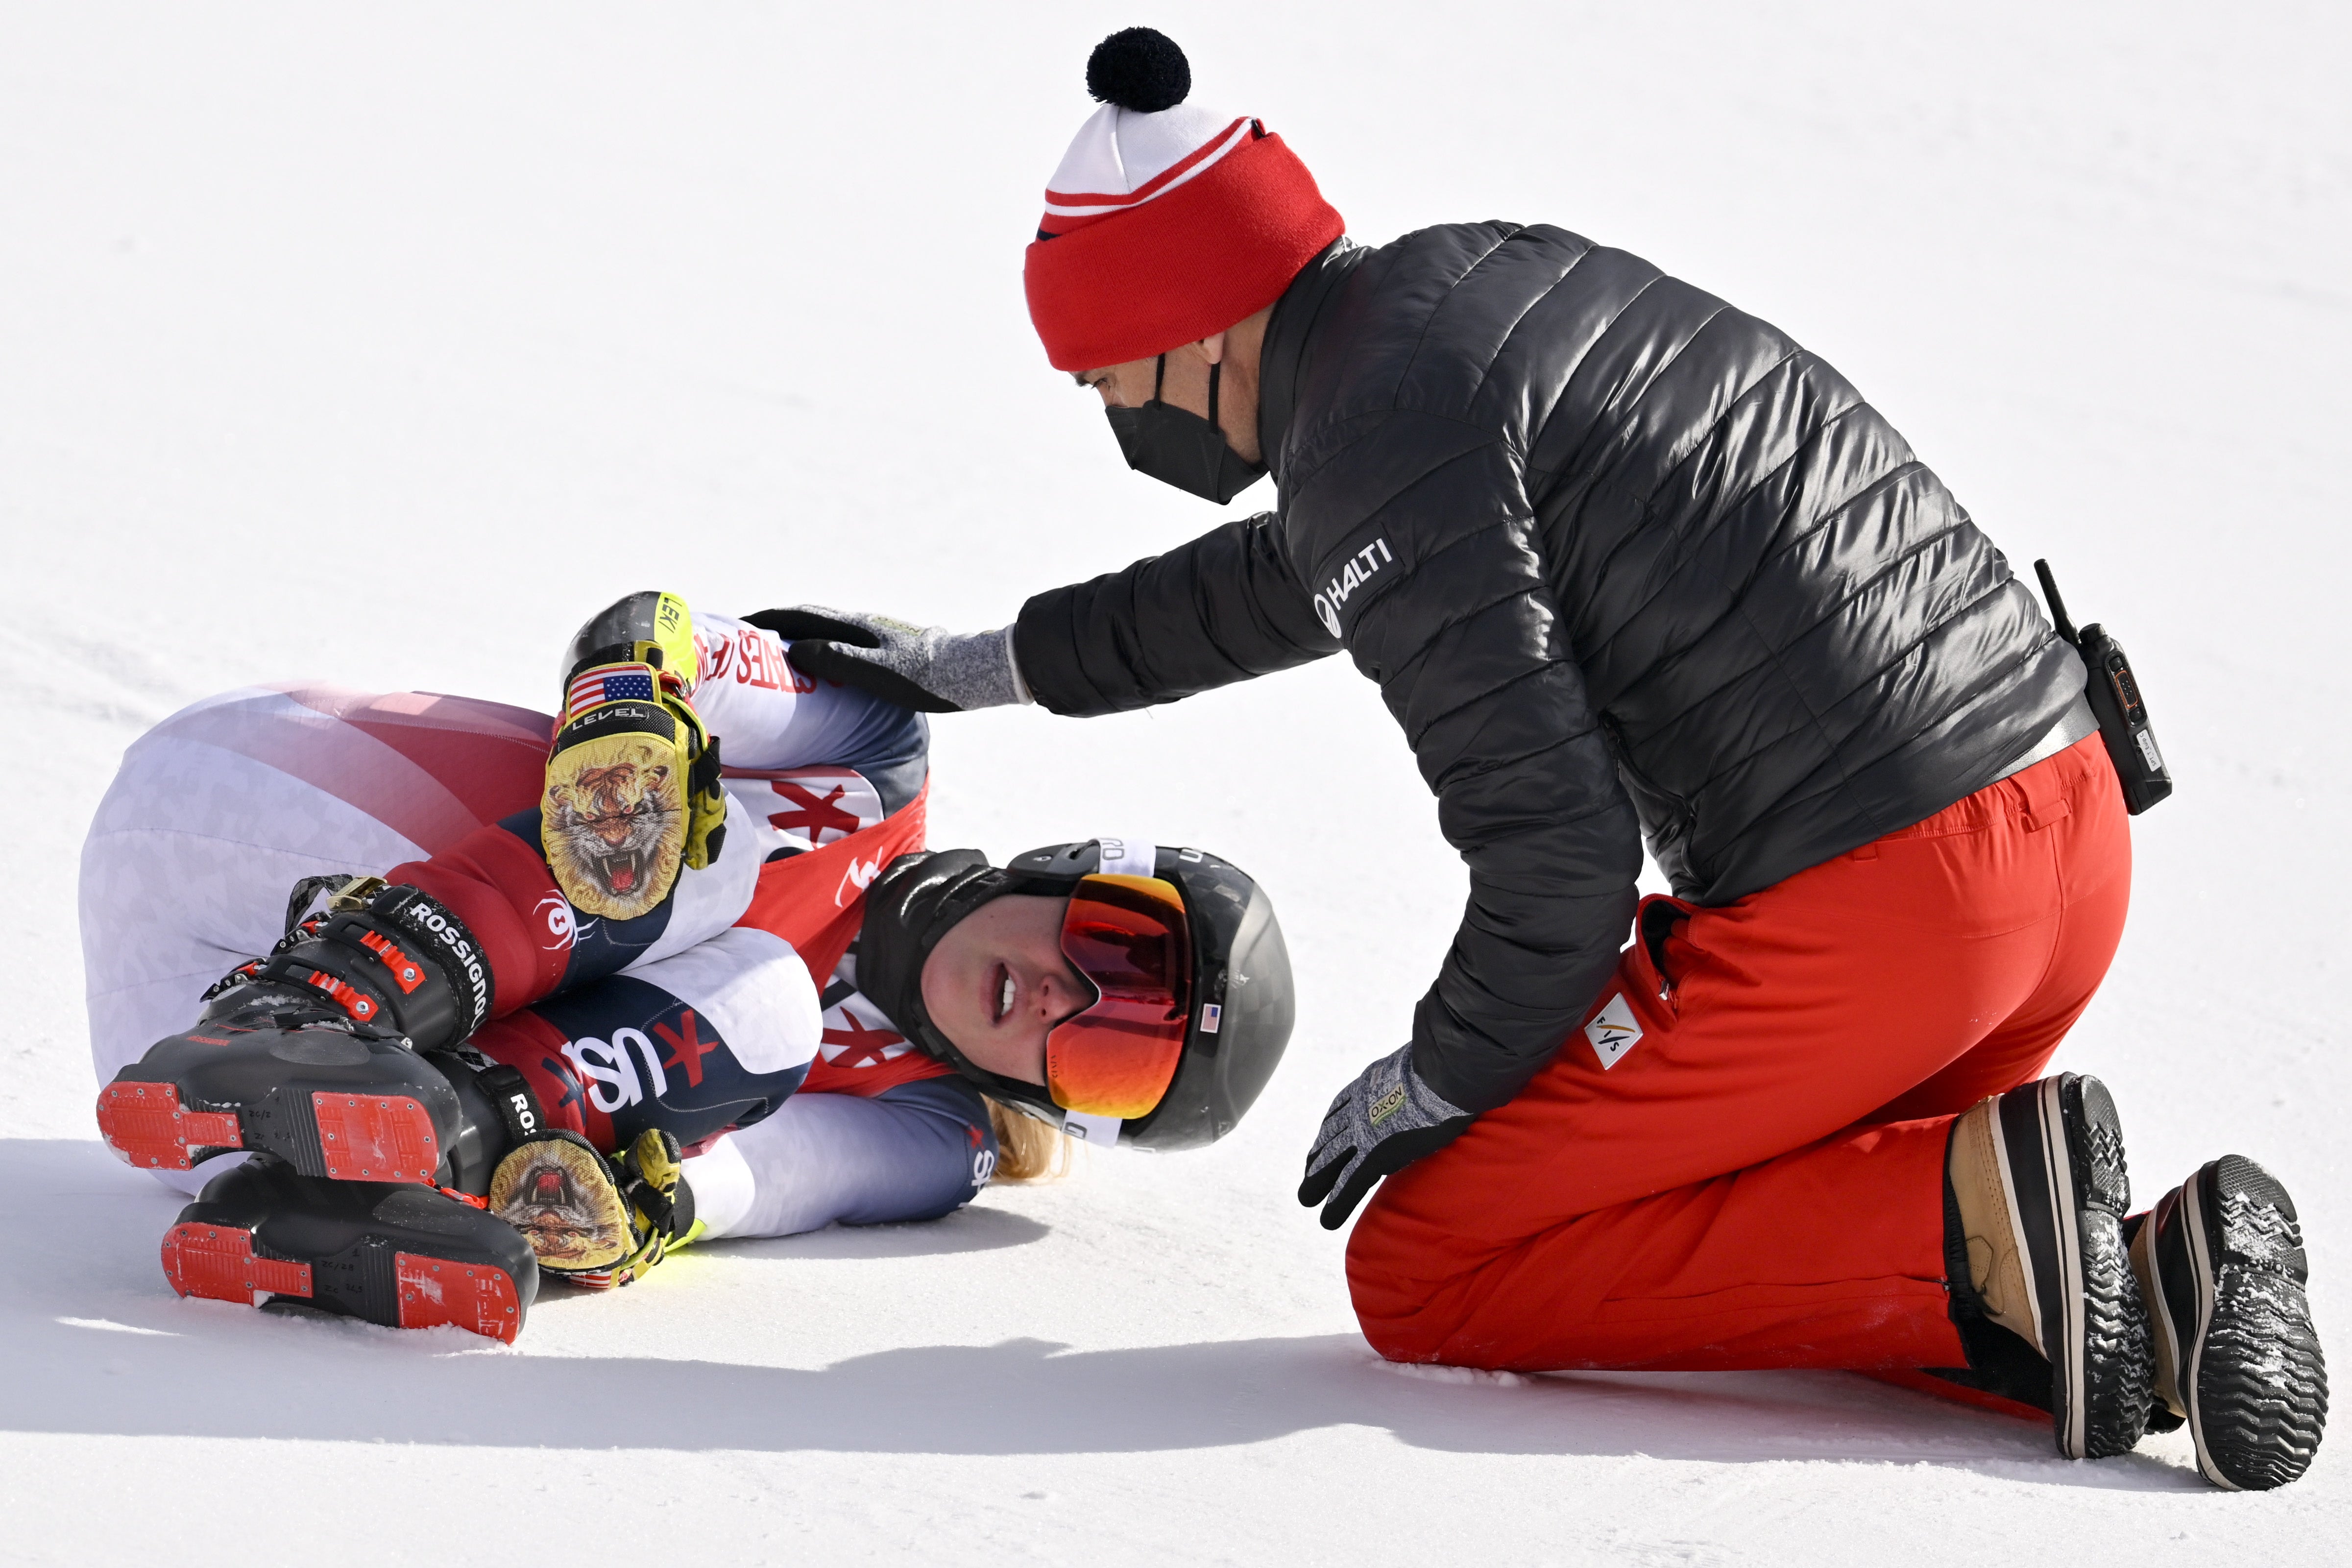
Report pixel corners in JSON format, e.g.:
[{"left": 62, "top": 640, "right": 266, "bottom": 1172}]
[{"left": 1584, "top": 994, "right": 1643, "bottom": 1070}]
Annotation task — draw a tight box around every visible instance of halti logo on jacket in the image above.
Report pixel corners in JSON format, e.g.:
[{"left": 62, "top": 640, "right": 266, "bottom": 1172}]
[
  {"left": 1312, "top": 538, "right": 1394, "bottom": 638},
  {"left": 1584, "top": 994, "right": 1643, "bottom": 1070}
]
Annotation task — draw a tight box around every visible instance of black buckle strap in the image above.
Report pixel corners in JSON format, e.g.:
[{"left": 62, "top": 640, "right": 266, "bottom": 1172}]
[
  {"left": 238, "top": 876, "right": 498, "bottom": 1050},
  {"left": 282, "top": 873, "right": 355, "bottom": 934},
  {"left": 625, "top": 1177, "right": 677, "bottom": 1235},
  {"left": 367, "top": 884, "right": 496, "bottom": 1037},
  {"left": 447, "top": 1044, "right": 545, "bottom": 1146}
]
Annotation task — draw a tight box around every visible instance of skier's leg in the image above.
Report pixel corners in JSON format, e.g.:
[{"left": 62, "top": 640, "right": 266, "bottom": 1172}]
[
  {"left": 81, "top": 712, "right": 418, "bottom": 1088},
  {"left": 84, "top": 686, "right": 553, "bottom": 1193},
  {"left": 469, "top": 924, "right": 825, "bottom": 1153},
  {"left": 687, "top": 1077, "right": 1000, "bottom": 1240},
  {"left": 82, "top": 701, "right": 421, "bottom": 1193},
  {"left": 467, "top": 926, "right": 824, "bottom": 1279}
]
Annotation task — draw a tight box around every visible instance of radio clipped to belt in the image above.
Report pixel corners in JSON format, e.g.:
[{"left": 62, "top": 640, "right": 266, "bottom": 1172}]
[{"left": 2034, "top": 559, "right": 2173, "bottom": 815}]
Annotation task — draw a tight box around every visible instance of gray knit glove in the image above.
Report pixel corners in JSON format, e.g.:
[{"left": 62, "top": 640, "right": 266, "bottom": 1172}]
[
  {"left": 752, "top": 607, "right": 1032, "bottom": 714},
  {"left": 1298, "top": 1042, "right": 1476, "bottom": 1230}
]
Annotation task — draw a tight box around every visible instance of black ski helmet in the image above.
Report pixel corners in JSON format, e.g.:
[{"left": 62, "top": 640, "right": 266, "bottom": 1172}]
[{"left": 858, "top": 838, "right": 1294, "bottom": 1150}]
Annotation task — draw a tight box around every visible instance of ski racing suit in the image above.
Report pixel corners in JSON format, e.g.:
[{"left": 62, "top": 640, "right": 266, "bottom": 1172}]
[{"left": 80, "top": 611, "right": 1001, "bottom": 1240}]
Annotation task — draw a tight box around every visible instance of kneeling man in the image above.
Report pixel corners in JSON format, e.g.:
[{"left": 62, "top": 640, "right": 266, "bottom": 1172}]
[{"left": 783, "top": 27, "right": 2326, "bottom": 1490}]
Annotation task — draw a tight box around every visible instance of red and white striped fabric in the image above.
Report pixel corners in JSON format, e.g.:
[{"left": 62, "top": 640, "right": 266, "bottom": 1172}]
[
  {"left": 1037, "top": 105, "right": 1256, "bottom": 237},
  {"left": 1023, "top": 98, "right": 1343, "bottom": 372}
]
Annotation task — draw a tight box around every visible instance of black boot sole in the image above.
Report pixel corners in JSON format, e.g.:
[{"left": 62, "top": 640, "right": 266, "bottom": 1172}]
[
  {"left": 165, "top": 1158, "right": 536, "bottom": 1343},
  {"left": 2154, "top": 1156, "right": 2328, "bottom": 1489},
  {"left": 1994, "top": 1073, "right": 2153, "bottom": 1458},
  {"left": 99, "top": 1026, "right": 457, "bottom": 1184}
]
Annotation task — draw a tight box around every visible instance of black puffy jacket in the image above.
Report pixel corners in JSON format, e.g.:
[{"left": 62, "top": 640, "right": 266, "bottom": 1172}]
[{"left": 1015, "top": 223, "right": 2082, "bottom": 1114}]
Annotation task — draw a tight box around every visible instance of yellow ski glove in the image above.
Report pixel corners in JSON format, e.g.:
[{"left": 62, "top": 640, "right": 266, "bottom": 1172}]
[
  {"left": 542, "top": 591, "right": 727, "bottom": 921},
  {"left": 488, "top": 1128, "right": 698, "bottom": 1290}
]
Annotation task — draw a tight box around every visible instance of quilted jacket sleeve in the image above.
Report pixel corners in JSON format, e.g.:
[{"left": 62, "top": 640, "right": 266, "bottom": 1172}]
[
  {"left": 1011, "top": 512, "right": 1340, "bottom": 715},
  {"left": 1289, "top": 410, "right": 1643, "bottom": 1113}
]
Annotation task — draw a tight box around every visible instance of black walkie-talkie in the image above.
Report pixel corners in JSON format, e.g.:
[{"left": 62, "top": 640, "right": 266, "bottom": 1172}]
[{"left": 2034, "top": 559, "right": 2173, "bottom": 815}]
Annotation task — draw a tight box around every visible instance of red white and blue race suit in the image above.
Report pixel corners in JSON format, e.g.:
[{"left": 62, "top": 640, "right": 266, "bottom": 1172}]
[{"left": 80, "top": 611, "right": 999, "bottom": 1239}]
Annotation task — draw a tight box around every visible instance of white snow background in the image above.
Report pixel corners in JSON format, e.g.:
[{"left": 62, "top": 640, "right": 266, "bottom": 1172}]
[{"left": 3, "top": 2, "right": 2346, "bottom": 1562}]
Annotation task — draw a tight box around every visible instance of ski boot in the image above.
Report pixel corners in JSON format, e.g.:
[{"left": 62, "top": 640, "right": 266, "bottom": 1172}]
[
  {"left": 98, "top": 877, "right": 526, "bottom": 1190},
  {"left": 163, "top": 1155, "right": 538, "bottom": 1342}
]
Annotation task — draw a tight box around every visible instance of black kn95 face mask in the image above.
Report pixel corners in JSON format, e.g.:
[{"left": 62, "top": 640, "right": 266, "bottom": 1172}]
[{"left": 1103, "top": 356, "right": 1267, "bottom": 504}]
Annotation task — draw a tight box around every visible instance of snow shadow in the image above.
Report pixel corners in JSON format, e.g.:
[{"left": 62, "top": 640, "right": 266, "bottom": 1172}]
[
  {"left": 694, "top": 1205, "right": 1051, "bottom": 1261},
  {"left": 6, "top": 1138, "right": 2203, "bottom": 1488}
]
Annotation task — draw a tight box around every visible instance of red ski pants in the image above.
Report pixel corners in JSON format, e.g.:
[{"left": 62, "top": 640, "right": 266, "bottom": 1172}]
[{"left": 1346, "top": 734, "right": 2131, "bottom": 1372}]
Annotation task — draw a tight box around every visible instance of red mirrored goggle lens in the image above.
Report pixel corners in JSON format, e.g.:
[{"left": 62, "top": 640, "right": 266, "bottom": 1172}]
[{"left": 1045, "top": 874, "right": 1192, "bottom": 1120}]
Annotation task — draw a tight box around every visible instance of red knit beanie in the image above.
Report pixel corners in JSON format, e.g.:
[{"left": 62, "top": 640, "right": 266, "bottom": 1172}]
[{"left": 1023, "top": 29, "right": 1345, "bottom": 373}]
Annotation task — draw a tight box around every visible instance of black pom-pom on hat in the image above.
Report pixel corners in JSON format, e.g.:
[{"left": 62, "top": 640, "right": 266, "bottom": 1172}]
[{"left": 1087, "top": 27, "right": 1190, "bottom": 113}]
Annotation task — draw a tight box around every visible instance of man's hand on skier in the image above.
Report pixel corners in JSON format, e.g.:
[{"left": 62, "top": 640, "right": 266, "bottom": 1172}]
[
  {"left": 1298, "top": 1043, "right": 1476, "bottom": 1230},
  {"left": 753, "top": 606, "right": 1032, "bottom": 713}
]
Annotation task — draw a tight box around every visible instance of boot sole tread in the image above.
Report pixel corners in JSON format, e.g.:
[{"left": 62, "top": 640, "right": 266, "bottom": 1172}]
[
  {"left": 101, "top": 1067, "right": 443, "bottom": 1184},
  {"left": 1997, "top": 1074, "right": 2152, "bottom": 1459},
  {"left": 2175, "top": 1156, "right": 2328, "bottom": 1490}
]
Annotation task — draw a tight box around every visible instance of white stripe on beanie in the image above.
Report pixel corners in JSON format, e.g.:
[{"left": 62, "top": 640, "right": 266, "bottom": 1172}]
[{"left": 1044, "top": 103, "right": 1247, "bottom": 216}]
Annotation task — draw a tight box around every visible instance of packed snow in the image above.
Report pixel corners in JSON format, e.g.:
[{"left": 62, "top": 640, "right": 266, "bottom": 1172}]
[{"left": 4, "top": 3, "right": 2345, "bottom": 1561}]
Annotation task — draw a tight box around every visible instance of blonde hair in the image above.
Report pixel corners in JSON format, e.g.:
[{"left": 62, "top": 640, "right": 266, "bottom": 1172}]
[{"left": 986, "top": 1098, "right": 1077, "bottom": 1183}]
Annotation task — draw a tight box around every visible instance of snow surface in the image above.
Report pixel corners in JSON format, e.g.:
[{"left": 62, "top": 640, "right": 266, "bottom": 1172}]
[{"left": 5, "top": 2, "right": 2348, "bottom": 1561}]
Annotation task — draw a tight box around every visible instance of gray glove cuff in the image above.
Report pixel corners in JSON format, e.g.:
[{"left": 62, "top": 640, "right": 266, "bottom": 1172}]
[
  {"left": 798, "top": 607, "right": 1032, "bottom": 712},
  {"left": 1000, "top": 625, "right": 1034, "bottom": 707},
  {"left": 923, "top": 625, "right": 1028, "bottom": 710},
  {"left": 1365, "top": 1041, "right": 1471, "bottom": 1131}
]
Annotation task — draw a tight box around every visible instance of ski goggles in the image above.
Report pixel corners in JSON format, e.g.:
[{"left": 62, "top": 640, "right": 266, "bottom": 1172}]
[{"left": 1045, "top": 874, "right": 1194, "bottom": 1121}]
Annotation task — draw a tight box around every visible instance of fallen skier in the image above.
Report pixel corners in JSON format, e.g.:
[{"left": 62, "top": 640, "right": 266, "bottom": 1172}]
[{"left": 84, "top": 593, "right": 1294, "bottom": 1342}]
